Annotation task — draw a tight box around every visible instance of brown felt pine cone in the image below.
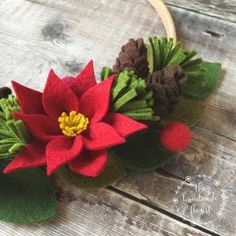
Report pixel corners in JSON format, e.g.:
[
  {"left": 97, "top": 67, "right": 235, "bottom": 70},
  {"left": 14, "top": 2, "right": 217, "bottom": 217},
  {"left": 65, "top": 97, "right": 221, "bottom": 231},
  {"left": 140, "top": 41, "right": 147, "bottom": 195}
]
[
  {"left": 146, "top": 65, "right": 187, "bottom": 117},
  {"left": 113, "top": 38, "right": 149, "bottom": 78},
  {"left": 0, "top": 87, "right": 12, "bottom": 99}
]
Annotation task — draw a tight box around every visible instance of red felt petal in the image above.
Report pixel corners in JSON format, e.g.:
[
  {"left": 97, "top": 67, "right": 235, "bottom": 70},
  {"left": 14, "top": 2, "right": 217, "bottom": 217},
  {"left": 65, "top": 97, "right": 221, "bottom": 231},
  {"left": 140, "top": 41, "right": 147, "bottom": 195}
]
[
  {"left": 70, "top": 60, "right": 97, "bottom": 97},
  {"left": 13, "top": 112, "right": 61, "bottom": 142},
  {"left": 79, "top": 75, "right": 115, "bottom": 124},
  {"left": 3, "top": 141, "right": 46, "bottom": 174},
  {"left": 83, "top": 122, "right": 125, "bottom": 150},
  {"left": 12, "top": 81, "right": 45, "bottom": 114},
  {"left": 46, "top": 135, "right": 83, "bottom": 175},
  {"left": 63, "top": 76, "right": 74, "bottom": 86},
  {"left": 69, "top": 149, "right": 108, "bottom": 177},
  {"left": 105, "top": 112, "right": 147, "bottom": 138},
  {"left": 43, "top": 69, "right": 79, "bottom": 118}
]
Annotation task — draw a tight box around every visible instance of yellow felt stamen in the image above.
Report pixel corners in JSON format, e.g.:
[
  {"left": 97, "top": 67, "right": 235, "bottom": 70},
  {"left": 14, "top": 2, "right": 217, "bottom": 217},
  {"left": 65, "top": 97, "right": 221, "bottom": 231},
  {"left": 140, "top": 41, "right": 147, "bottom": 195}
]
[{"left": 58, "top": 111, "right": 89, "bottom": 137}]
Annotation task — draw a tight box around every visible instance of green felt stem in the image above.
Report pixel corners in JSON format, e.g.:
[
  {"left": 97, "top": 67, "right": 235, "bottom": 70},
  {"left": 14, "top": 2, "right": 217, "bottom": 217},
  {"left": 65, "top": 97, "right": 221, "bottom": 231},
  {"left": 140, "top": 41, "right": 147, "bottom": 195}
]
[
  {"left": 101, "top": 67, "right": 112, "bottom": 80},
  {"left": 140, "top": 90, "right": 153, "bottom": 101},
  {"left": 147, "top": 38, "right": 155, "bottom": 73},
  {"left": 112, "top": 80, "right": 127, "bottom": 101},
  {"left": 124, "top": 111, "right": 153, "bottom": 120},
  {"left": 14, "top": 120, "right": 31, "bottom": 143},
  {"left": 8, "top": 143, "right": 24, "bottom": 153},
  {"left": 119, "top": 100, "right": 148, "bottom": 112},
  {"left": 168, "top": 50, "right": 186, "bottom": 65},
  {"left": 0, "top": 96, "right": 31, "bottom": 158},
  {"left": 113, "top": 89, "right": 137, "bottom": 111},
  {"left": 146, "top": 37, "right": 204, "bottom": 78}
]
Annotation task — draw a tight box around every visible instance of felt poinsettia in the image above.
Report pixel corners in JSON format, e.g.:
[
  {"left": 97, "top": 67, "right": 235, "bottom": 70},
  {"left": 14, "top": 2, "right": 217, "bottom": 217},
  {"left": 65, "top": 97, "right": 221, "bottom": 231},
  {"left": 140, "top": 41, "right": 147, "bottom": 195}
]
[{"left": 3, "top": 61, "right": 147, "bottom": 177}]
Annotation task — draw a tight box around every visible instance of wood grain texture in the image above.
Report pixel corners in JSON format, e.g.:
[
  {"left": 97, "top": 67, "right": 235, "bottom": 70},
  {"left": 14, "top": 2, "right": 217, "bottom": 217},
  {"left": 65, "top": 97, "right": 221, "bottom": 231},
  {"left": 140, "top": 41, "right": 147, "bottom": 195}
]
[
  {"left": 0, "top": 179, "right": 209, "bottom": 236},
  {"left": 165, "top": 0, "right": 236, "bottom": 23},
  {"left": 0, "top": 0, "right": 235, "bottom": 235}
]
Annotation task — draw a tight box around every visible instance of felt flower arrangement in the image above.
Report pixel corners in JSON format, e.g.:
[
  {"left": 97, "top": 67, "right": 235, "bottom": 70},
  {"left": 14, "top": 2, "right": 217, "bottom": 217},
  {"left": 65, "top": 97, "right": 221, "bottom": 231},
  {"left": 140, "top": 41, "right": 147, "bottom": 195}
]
[{"left": 0, "top": 36, "right": 221, "bottom": 224}]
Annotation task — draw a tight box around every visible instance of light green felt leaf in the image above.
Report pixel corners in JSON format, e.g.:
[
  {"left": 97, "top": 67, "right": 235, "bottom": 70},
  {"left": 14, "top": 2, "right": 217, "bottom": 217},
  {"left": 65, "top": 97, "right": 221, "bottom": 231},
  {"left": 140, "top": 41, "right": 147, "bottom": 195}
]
[
  {"left": 112, "top": 129, "right": 177, "bottom": 171},
  {"left": 182, "top": 62, "right": 222, "bottom": 99},
  {"left": 0, "top": 168, "right": 57, "bottom": 223},
  {"left": 58, "top": 153, "right": 126, "bottom": 191},
  {"left": 161, "top": 97, "right": 205, "bottom": 127}
]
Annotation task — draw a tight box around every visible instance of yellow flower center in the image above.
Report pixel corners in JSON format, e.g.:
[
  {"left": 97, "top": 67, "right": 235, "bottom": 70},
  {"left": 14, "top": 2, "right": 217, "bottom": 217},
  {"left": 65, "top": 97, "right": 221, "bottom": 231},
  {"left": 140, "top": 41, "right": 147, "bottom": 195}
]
[{"left": 58, "top": 111, "right": 89, "bottom": 137}]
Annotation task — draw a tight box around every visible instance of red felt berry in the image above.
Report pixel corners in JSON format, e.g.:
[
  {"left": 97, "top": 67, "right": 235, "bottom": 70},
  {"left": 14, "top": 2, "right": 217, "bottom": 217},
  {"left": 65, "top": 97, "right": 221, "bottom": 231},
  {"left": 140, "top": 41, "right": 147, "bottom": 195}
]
[{"left": 160, "top": 122, "right": 191, "bottom": 152}]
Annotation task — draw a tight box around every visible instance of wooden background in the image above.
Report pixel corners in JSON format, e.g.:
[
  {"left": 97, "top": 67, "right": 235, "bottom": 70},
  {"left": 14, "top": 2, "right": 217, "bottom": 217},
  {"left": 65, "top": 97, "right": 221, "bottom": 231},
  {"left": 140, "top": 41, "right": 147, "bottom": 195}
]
[{"left": 0, "top": 0, "right": 235, "bottom": 235}]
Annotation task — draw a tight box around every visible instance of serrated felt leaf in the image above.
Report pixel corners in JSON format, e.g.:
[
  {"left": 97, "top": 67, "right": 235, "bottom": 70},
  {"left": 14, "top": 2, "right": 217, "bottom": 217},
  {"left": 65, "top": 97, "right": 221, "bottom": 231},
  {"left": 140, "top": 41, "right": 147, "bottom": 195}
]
[
  {"left": 182, "top": 61, "right": 221, "bottom": 99},
  {"left": 58, "top": 153, "right": 126, "bottom": 191},
  {"left": 161, "top": 97, "right": 205, "bottom": 128},
  {"left": 0, "top": 168, "right": 57, "bottom": 223},
  {"left": 112, "top": 129, "right": 176, "bottom": 171}
]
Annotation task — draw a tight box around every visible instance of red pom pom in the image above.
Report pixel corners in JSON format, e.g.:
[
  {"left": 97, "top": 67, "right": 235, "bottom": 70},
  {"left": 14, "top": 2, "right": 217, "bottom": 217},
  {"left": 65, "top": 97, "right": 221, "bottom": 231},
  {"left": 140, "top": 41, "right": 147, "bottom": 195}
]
[{"left": 160, "top": 122, "right": 191, "bottom": 152}]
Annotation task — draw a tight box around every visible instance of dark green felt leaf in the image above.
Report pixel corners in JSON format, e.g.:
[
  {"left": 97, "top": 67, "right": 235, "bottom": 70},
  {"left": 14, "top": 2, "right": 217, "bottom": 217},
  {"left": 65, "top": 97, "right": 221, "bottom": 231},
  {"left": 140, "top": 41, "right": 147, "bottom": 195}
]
[
  {"left": 182, "top": 61, "right": 222, "bottom": 99},
  {"left": 112, "top": 129, "right": 177, "bottom": 171},
  {"left": 0, "top": 168, "right": 57, "bottom": 223},
  {"left": 58, "top": 153, "right": 126, "bottom": 191},
  {"left": 161, "top": 97, "right": 205, "bottom": 128}
]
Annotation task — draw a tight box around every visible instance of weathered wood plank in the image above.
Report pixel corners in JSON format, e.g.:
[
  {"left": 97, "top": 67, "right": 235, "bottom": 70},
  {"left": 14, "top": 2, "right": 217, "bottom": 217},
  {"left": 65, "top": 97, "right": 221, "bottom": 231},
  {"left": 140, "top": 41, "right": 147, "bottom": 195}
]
[
  {"left": 165, "top": 0, "right": 236, "bottom": 23},
  {"left": 114, "top": 126, "right": 236, "bottom": 235},
  {"left": 0, "top": 179, "right": 209, "bottom": 236},
  {"left": 0, "top": 0, "right": 235, "bottom": 235},
  {"left": 2, "top": 0, "right": 235, "bottom": 140},
  {"left": 26, "top": 0, "right": 236, "bottom": 24}
]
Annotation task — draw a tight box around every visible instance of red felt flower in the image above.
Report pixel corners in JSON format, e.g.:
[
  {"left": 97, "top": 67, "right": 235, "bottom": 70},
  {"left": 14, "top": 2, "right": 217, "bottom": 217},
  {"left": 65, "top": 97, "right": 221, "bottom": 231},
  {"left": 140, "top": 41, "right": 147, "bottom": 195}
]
[{"left": 4, "top": 61, "right": 147, "bottom": 177}]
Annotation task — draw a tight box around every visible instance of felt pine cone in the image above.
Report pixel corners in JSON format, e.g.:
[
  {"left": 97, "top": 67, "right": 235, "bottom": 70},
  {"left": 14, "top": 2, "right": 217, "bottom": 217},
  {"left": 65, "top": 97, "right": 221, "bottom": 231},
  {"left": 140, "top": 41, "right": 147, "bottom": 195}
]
[
  {"left": 0, "top": 87, "right": 11, "bottom": 99},
  {"left": 113, "top": 38, "right": 148, "bottom": 78},
  {"left": 146, "top": 65, "right": 187, "bottom": 117}
]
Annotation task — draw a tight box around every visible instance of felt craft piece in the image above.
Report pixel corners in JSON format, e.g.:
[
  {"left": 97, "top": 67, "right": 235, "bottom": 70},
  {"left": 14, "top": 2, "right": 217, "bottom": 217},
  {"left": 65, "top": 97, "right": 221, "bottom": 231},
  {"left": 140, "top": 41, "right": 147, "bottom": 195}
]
[
  {"left": 182, "top": 62, "right": 222, "bottom": 99},
  {"left": 160, "top": 97, "right": 205, "bottom": 128},
  {"left": 160, "top": 122, "right": 191, "bottom": 152},
  {"left": 112, "top": 129, "right": 177, "bottom": 171},
  {"left": 58, "top": 152, "right": 126, "bottom": 190},
  {"left": 69, "top": 149, "right": 108, "bottom": 177},
  {"left": 146, "top": 65, "right": 187, "bottom": 117},
  {"left": 113, "top": 38, "right": 149, "bottom": 77},
  {"left": 0, "top": 168, "right": 57, "bottom": 223},
  {"left": 106, "top": 69, "right": 158, "bottom": 121},
  {"left": 5, "top": 61, "right": 147, "bottom": 177},
  {"left": 147, "top": 37, "right": 203, "bottom": 75},
  {"left": 3, "top": 140, "right": 46, "bottom": 174},
  {"left": 43, "top": 70, "right": 79, "bottom": 118},
  {"left": 0, "top": 87, "right": 12, "bottom": 99},
  {"left": 0, "top": 96, "right": 31, "bottom": 158},
  {"left": 69, "top": 60, "right": 97, "bottom": 97},
  {"left": 12, "top": 81, "right": 45, "bottom": 115}
]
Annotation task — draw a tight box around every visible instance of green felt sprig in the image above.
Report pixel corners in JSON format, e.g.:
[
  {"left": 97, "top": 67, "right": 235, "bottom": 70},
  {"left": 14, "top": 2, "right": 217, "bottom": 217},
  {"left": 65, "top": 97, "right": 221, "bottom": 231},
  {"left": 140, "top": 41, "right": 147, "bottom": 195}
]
[
  {"left": 147, "top": 36, "right": 204, "bottom": 78},
  {"left": 101, "top": 67, "right": 159, "bottom": 121},
  {"left": 0, "top": 95, "right": 31, "bottom": 159}
]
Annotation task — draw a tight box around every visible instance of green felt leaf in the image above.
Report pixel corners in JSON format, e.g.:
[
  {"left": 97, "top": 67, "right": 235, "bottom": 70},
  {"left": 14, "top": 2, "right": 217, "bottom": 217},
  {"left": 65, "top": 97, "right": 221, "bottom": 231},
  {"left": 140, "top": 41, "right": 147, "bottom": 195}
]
[
  {"left": 182, "top": 62, "right": 222, "bottom": 99},
  {"left": 161, "top": 97, "right": 205, "bottom": 127},
  {"left": 58, "top": 153, "right": 126, "bottom": 191},
  {"left": 0, "top": 168, "right": 57, "bottom": 223},
  {"left": 112, "top": 129, "right": 177, "bottom": 171}
]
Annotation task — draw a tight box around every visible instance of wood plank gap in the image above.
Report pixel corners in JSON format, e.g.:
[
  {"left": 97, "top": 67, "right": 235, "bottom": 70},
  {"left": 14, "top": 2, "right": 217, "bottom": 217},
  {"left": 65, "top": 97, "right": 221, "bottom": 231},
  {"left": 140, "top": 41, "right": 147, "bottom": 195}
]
[
  {"left": 166, "top": 2, "right": 236, "bottom": 24},
  {"left": 197, "top": 126, "right": 236, "bottom": 143},
  {"left": 107, "top": 186, "right": 221, "bottom": 236}
]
